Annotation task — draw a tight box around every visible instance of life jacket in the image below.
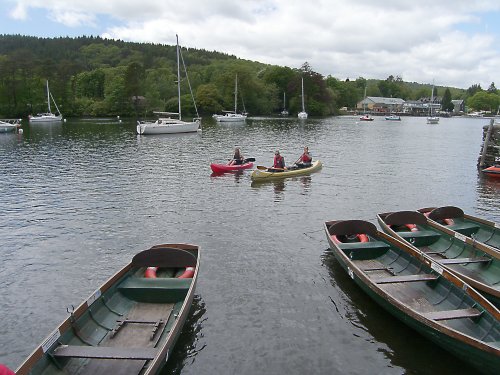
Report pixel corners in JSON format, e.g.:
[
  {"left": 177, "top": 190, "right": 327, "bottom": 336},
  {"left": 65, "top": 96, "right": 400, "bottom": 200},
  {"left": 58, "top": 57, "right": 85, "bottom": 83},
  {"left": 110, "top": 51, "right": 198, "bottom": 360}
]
[
  {"left": 274, "top": 155, "right": 285, "bottom": 168},
  {"left": 301, "top": 152, "right": 312, "bottom": 163}
]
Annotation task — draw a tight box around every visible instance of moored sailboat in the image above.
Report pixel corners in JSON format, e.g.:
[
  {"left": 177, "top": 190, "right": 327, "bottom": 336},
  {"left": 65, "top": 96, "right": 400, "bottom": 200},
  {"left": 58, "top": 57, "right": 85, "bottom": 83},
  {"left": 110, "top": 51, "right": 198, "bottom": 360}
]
[
  {"left": 137, "top": 35, "right": 201, "bottom": 135},
  {"left": 29, "top": 80, "right": 63, "bottom": 123},
  {"left": 297, "top": 77, "right": 308, "bottom": 119},
  {"left": 427, "top": 82, "right": 440, "bottom": 124},
  {"left": 213, "top": 74, "right": 247, "bottom": 123}
]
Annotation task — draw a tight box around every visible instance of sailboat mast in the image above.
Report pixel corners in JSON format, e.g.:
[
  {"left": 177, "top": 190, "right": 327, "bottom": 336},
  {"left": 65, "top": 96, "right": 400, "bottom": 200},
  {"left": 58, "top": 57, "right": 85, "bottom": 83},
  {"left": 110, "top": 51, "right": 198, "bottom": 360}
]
[
  {"left": 234, "top": 74, "right": 238, "bottom": 113},
  {"left": 46, "top": 80, "right": 51, "bottom": 113},
  {"left": 283, "top": 91, "right": 286, "bottom": 109},
  {"left": 301, "top": 78, "right": 305, "bottom": 111},
  {"left": 176, "top": 34, "right": 181, "bottom": 120}
]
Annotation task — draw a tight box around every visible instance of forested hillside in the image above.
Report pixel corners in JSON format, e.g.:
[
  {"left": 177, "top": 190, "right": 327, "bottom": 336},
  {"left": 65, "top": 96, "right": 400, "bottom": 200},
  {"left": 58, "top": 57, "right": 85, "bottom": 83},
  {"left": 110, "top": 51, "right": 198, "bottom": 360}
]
[{"left": 1, "top": 35, "right": 491, "bottom": 118}]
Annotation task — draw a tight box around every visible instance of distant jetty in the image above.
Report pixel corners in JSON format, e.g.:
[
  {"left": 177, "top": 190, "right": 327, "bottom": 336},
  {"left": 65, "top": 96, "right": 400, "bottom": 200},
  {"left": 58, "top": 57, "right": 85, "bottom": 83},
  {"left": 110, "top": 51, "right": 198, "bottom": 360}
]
[{"left": 478, "top": 119, "right": 500, "bottom": 169}]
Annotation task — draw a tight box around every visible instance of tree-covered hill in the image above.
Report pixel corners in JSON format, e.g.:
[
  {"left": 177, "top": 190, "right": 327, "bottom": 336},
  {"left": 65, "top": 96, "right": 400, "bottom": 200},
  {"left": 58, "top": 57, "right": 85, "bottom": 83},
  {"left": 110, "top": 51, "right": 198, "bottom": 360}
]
[{"left": 0, "top": 34, "right": 494, "bottom": 118}]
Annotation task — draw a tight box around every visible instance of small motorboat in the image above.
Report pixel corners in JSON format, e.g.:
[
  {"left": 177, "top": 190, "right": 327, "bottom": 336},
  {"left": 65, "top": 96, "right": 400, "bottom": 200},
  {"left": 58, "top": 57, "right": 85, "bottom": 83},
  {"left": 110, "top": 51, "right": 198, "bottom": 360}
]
[
  {"left": 385, "top": 114, "right": 401, "bottom": 121},
  {"left": 359, "top": 114, "right": 374, "bottom": 121},
  {"left": 482, "top": 165, "right": 500, "bottom": 178}
]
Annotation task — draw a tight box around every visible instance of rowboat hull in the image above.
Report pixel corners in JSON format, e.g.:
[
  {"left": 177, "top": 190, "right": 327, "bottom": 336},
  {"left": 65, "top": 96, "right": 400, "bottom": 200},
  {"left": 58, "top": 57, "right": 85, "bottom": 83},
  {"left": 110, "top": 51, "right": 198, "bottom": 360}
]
[
  {"left": 378, "top": 210, "right": 500, "bottom": 307},
  {"left": 250, "top": 160, "right": 322, "bottom": 181},
  {"left": 16, "top": 244, "right": 200, "bottom": 375},
  {"left": 419, "top": 206, "right": 500, "bottom": 251},
  {"left": 482, "top": 166, "right": 500, "bottom": 178},
  {"left": 324, "top": 220, "right": 500, "bottom": 374},
  {"left": 210, "top": 162, "right": 253, "bottom": 174}
]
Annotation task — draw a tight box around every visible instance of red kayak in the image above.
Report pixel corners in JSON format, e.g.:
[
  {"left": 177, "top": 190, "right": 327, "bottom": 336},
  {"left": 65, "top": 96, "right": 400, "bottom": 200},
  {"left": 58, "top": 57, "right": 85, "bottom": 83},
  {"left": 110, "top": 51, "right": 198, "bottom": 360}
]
[
  {"left": 210, "top": 162, "right": 254, "bottom": 174},
  {"left": 482, "top": 165, "right": 500, "bottom": 178}
]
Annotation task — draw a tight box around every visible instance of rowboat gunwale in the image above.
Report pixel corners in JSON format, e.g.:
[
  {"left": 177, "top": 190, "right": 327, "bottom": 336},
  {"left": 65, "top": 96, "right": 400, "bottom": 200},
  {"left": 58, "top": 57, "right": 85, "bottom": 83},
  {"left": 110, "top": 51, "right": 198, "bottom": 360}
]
[
  {"left": 15, "top": 243, "right": 200, "bottom": 375},
  {"left": 377, "top": 211, "right": 500, "bottom": 306},
  {"left": 323, "top": 220, "right": 500, "bottom": 373}
]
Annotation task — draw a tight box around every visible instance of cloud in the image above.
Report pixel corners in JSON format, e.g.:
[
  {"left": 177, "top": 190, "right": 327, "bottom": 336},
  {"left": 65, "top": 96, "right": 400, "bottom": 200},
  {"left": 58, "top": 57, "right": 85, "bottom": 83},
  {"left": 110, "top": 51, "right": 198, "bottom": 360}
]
[{"left": 6, "top": 0, "right": 500, "bottom": 88}]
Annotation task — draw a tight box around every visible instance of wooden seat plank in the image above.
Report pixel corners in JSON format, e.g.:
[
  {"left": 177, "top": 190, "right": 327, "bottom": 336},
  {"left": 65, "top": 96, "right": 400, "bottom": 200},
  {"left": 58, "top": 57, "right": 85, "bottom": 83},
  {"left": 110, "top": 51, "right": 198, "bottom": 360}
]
[
  {"left": 423, "top": 308, "right": 483, "bottom": 321},
  {"left": 52, "top": 345, "right": 157, "bottom": 360},
  {"left": 439, "top": 257, "right": 491, "bottom": 265},
  {"left": 375, "top": 274, "right": 438, "bottom": 284}
]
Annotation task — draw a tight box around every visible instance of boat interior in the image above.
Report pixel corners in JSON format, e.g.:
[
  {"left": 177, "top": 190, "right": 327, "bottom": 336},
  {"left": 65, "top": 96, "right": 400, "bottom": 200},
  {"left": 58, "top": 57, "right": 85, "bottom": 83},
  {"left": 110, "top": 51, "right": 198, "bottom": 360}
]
[
  {"left": 29, "top": 247, "right": 196, "bottom": 375},
  {"left": 327, "top": 220, "right": 500, "bottom": 346},
  {"left": 379, "top": 211, "right": 500, "bottom": 289}
]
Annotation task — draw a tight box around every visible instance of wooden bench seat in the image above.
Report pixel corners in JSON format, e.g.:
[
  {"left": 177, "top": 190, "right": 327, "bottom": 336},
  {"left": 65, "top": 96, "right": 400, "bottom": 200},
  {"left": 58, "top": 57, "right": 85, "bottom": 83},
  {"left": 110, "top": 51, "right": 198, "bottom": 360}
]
[
  {"left": 438, "top": 257, "right": 491, "bottom": 265},
  {"left": 52, "top": 345, "right": 157, "bottom": 360},
  {"left": 375, "top": 274, "right": 438, "bottom": 284},
  {"left": 422, "top": 308, "right": 483, "bottom": 321},
  {"left": 118, "top": 277, "right": 192, "bottom": 303}
]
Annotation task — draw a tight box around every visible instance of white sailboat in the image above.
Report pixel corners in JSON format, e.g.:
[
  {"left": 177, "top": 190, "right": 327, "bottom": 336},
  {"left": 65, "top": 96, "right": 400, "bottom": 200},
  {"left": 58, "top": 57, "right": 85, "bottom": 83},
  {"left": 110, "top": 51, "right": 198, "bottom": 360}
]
[
  {"left": 281, "top": 91, "right": 289, "bottom": 116},
  {"left": 214, "top": 74, "right": 247, "bottom": 123},
  {"left": 0, "top": 119, "right": 21, "bottom": 132},
  {"left": 29, "top": 80, "right": 63, "bottom": 123},
  {"left": 137, "top": 35, "right": 201, "bottom": 135},
  {"left": 297, "top": 77, "right": 308, "bottom": 119},
  {"left": 427, "top": 83, "right": 440, "bottom": 124},
  {"left": 359, "top": 85, "right": 373, "bottom": 121}
]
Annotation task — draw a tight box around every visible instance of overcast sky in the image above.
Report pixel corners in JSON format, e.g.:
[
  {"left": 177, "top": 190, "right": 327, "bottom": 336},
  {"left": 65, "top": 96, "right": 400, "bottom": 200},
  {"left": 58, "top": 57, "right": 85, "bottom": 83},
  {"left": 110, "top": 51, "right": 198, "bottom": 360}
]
[{"left": 2, "top": 0, "right": 500, "bottom": 89}]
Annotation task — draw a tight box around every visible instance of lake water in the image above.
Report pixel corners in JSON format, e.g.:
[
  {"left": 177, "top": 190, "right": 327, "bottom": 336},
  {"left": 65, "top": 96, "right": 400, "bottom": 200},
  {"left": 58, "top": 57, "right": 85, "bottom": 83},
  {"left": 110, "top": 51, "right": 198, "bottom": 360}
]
[{"left": 0, "top": 116, "right": 498, "bottom": 374}]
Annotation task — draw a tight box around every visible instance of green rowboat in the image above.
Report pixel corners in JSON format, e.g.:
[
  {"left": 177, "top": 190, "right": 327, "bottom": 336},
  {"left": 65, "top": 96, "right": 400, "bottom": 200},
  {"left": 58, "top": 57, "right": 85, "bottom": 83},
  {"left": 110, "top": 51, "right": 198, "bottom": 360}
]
[
  {"left": 378, "top": 210, "right": 500, "bottom": 307},
  {"left": 324, "top": 219, "right": 500, "bottom": 374},
  {"left": 419, "top": 206, "right": 500, "bottom": 251},
  {"left": 16, "top": 244, "right": 200, "bottom": 375},
  {"left": 250, "top": 160, "right": 322, "bottom": 181}
]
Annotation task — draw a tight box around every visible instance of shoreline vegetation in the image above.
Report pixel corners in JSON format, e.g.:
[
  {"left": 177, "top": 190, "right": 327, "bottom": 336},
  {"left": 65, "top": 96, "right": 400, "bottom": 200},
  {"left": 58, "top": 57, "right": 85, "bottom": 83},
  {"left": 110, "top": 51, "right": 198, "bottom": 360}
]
[{"left": 0, "top": 35, "right": 498, "bottom": 119}]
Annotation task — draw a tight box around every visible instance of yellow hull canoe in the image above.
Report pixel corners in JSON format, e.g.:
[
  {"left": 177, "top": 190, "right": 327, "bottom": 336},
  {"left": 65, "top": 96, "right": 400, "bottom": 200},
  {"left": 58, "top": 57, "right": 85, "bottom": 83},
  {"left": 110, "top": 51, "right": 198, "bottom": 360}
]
[{"left": 251, "top": 160, "right": 322, "bottom": 181}]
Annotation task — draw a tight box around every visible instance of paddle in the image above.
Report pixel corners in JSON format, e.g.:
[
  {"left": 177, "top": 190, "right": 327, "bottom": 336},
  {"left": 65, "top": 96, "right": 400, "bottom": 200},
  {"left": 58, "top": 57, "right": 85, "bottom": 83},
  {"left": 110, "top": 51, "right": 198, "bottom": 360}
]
[
  {"left": 257, "top": 165, "right": 285, "bottom": 171},
  {"left": 244, "top": 158, "right": 255, "bottom": 162}
]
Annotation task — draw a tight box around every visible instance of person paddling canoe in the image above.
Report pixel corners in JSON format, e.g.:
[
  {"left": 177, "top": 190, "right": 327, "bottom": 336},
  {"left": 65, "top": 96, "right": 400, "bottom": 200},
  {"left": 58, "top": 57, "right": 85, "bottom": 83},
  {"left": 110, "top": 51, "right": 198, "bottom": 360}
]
[
  {"left": 294, "top": 146, "right": 312, "bottom": 169},
  {"left": 229, "top": 147, "right": 244, "bottom": 165},
  {"left": 270, "top": 150, "right": 286, "bottom": 171}
]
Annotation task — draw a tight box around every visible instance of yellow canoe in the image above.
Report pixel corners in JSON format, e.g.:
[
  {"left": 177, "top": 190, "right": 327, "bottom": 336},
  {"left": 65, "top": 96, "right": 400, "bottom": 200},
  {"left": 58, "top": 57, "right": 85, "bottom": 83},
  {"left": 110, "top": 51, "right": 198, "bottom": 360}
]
[{"left": 251, "top": 160, "right": 322, "bottom": 181}]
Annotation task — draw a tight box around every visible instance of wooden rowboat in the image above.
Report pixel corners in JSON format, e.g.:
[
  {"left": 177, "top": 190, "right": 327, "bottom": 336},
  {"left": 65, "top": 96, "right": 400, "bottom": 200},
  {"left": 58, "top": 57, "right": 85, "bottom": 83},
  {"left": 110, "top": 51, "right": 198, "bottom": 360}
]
[
  {"left": 418, "top": 206, "right": 500, "bottom": 251},
  {"left": 324, "top": 219, "right": 500, "bottom": 374},
  {"left": 378, "top": 210, "right": 500, "bottom": 307},
  {"left": 16, "top": 244, "right": 200, "bottom": 375}
]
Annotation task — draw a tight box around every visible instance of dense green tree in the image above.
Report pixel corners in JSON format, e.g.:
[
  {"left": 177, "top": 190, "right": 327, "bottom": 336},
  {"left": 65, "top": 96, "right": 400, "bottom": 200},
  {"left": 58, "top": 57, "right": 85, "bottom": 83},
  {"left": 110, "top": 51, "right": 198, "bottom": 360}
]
[
  {"left": 467, "top": 84, "right": 482, "bottom": 97},
  {"left": 467, "top": 91, "right": 500, "bottom": 112},
  {"left": 441, "top": 88, "right": 454, "bottom": 112},
  {"left": 487, "top": 82, "right": 497, "bottom": 94}
]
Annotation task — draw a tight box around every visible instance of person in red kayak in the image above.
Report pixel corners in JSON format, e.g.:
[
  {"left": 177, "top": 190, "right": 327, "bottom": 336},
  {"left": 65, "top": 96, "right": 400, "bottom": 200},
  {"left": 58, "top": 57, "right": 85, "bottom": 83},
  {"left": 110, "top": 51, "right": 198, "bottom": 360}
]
[
  {"left": 229, "top": 147, "right": 244, "bottom": 165},
  {"left": 271, "top": 150, "right": 286, "bottom": 170},
  {"left": 294, "top": 146, "right": 312, "bottom": 168}
]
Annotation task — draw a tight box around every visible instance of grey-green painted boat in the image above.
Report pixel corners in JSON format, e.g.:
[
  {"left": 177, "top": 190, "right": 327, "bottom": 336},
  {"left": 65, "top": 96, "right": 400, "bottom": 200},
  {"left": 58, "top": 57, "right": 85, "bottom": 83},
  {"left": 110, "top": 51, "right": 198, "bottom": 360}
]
[
  {"left": 378, "top": 210, "right": 500, "bottom": 307},
  {"left": 419, "top": 206, "right": 500, "bottom": 251},
  {"left": 16, "top": 244, "right": 200, "bottom": 375},
  {"left": 324, "top": 220, "right": 500, "bottom": 374}
]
